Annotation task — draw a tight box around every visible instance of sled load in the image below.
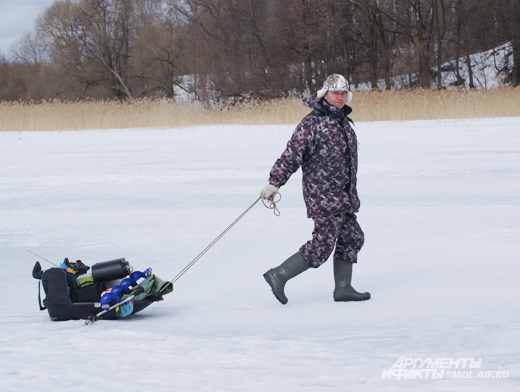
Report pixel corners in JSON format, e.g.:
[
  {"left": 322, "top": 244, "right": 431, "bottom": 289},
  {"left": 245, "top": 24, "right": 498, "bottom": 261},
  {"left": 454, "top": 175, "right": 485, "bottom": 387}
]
[{"left": 32, "top": 257, "right": 173, "bottom": 321}]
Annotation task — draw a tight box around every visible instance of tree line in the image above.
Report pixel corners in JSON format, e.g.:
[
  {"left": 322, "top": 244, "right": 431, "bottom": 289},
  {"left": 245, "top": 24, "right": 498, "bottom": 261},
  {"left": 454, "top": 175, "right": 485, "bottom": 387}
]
[{"left": 1, "top": 0, "right": 519, "bottom": 102}]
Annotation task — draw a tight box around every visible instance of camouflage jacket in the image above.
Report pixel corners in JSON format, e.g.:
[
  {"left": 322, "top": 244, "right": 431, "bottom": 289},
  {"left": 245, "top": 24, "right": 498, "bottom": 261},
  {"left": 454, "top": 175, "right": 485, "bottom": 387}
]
[{"left": 268, "top": 94, "right": 360, "bottom": 218}]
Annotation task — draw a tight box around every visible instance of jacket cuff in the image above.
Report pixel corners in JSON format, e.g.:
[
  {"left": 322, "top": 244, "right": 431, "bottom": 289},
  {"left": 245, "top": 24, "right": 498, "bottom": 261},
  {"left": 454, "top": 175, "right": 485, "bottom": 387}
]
[{"left": 269, "top": 178, "right": 282, "bottom": 188}]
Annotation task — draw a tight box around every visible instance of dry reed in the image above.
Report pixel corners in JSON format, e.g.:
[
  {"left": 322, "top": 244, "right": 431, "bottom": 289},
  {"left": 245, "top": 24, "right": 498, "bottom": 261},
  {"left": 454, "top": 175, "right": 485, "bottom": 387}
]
[
  {"left": 353, "top": 87, "right": 520, "bottom": 122},
  {"left": 1, "top": 87, "right": 519, "bottom": 132}
]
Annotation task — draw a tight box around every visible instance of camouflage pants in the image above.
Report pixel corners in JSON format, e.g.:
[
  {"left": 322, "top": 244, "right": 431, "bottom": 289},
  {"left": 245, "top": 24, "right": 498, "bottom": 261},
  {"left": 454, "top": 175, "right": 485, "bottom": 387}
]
[{"left": 299, "top": 213, "right": 364, "bottom": 268}]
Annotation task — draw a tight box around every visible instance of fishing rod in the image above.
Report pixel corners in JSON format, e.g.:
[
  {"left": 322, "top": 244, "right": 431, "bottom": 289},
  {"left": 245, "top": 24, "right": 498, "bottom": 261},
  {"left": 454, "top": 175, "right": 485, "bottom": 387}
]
[{"left": 28, "top": 250, "right": 60, "bottom": 267}]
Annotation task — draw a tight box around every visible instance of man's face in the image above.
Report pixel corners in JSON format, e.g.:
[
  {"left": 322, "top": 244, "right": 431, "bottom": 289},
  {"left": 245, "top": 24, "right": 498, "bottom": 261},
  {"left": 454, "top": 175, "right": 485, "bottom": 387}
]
[{"left": 324, "top": 90, "right": 348, "bottom": 109}]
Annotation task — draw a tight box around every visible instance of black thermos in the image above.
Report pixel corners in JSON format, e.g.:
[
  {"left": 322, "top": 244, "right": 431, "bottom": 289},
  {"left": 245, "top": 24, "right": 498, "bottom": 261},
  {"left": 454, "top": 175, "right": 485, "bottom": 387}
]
[{"left": 91, "top": 258, "right": 130, "bottom": 281}]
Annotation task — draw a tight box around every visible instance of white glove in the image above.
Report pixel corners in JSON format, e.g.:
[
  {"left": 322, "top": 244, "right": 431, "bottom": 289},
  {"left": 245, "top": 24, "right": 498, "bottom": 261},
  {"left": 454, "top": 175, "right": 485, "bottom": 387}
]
[{"left": 261, "top": 184, "right": 279, "bottom": 200}]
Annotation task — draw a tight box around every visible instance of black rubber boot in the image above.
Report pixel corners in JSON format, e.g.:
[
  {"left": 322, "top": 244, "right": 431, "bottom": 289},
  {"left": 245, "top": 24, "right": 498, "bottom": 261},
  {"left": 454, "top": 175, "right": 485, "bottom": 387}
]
[
  {"left": 333, "top": 258, "right": 370, "bottom": 301},
  {"left": 263, "top": 252, "right": 310, "bottom": 305}
]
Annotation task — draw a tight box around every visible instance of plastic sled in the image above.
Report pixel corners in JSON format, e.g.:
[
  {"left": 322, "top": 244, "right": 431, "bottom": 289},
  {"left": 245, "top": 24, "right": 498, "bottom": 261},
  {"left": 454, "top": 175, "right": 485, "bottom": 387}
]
[{"left": 46, "top": 299, "right": 155, "bottom": 321}]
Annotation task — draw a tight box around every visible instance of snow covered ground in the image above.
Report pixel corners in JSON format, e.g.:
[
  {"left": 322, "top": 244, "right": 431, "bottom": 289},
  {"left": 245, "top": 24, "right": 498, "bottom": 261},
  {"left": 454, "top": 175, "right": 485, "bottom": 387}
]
[{"left": 0, "top": 117, "right": 519, "bottom": 391}]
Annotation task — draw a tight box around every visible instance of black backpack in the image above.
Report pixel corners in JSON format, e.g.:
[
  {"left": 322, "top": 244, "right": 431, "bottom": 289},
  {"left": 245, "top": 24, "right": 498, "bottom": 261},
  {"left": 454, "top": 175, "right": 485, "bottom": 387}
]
[
  {"left": 72, "top": 280, "right": 107, "bottom": 303},
  {"left": 33, "top": 261, "right": 107, "bottom": 309},
  {"left": 33, "top": 262, "right": 77, "bottom": 309}
]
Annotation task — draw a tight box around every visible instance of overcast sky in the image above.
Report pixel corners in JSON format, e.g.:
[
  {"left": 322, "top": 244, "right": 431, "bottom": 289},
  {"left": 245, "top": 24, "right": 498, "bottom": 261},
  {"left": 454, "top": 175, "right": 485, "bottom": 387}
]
[{"left": 0, "top": 0, "right": 56, "bottom": 56}]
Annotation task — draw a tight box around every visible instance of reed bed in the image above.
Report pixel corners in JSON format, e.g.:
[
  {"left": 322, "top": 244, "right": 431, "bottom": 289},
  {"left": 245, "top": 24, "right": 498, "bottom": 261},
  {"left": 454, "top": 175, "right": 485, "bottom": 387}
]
[
  {"left": 354, "top": 87, "right": 520, "bottom": 122},
  {"left": 1, "top": 87, "right": 519, "bottom": 132}
]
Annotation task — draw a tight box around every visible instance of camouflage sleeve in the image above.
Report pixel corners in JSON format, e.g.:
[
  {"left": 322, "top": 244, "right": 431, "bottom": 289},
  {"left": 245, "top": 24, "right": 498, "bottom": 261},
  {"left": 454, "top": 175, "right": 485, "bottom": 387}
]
[{"left": 268, "top": 116, "right": 314, "bottom": 188}]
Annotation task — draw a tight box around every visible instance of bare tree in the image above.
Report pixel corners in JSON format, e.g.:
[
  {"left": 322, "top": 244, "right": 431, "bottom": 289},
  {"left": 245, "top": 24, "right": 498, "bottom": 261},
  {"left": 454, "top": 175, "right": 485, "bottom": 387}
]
[
  {"left": 132, "top": 0, "right": 186, "bottom": 98},
  {"left": 2, "top": 0, "right": 518, "bottom": 102},
  {"left": 10, "top": 31, "right": 50, "bottom": 69},
  {"left": 493, "top": 0, "right": 520, "bottom": 86},
  {"left": 37, "top": 0, "right": 136, "bottom": 99}
]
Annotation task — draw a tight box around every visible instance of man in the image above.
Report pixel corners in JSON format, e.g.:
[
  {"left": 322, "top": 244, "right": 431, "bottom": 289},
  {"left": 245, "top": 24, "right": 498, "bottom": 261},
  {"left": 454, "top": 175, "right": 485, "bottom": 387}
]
[{"left": 261, "top": 74, "right": 370, "bottom": 305}]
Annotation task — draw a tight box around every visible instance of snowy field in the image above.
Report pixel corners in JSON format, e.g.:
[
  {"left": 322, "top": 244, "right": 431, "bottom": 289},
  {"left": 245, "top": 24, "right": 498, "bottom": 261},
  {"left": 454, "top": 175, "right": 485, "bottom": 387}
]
[{"left": 0, "top": 118, "right": 519, "bottom": 391}]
